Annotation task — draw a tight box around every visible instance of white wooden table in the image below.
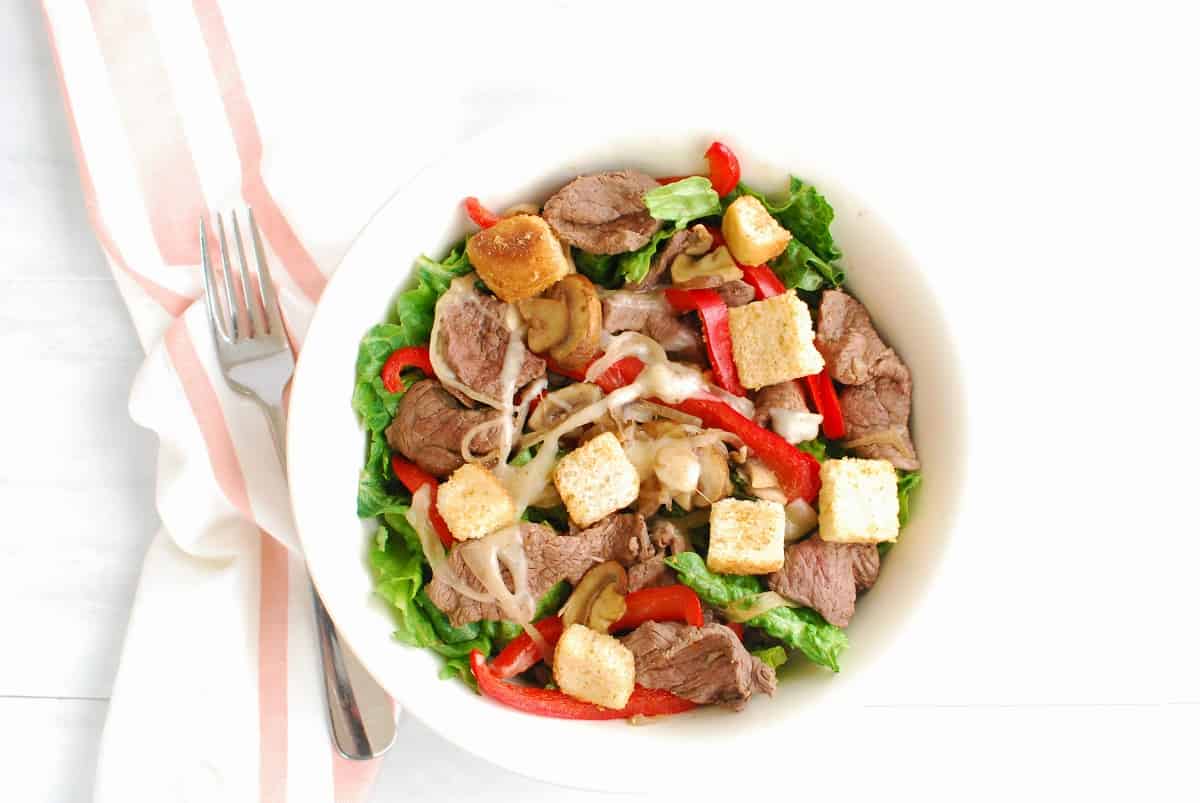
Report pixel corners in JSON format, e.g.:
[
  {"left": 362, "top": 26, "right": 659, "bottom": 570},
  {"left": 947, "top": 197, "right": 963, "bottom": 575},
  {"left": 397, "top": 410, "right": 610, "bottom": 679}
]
[{"left": 5, "top": 3, "right": 1198, "bottom": 801}]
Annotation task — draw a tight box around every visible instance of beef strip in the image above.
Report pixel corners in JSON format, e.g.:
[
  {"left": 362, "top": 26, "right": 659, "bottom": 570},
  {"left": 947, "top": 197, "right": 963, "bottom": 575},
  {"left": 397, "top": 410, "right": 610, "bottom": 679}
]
[
  {"left": 601, "top": 290, "right": 704, "bottom": 362},
  {"left": 437, "top": 288, "right": 545, "bottom": 403},
  {"left": 648, "top": 519, "right": 690, "bottom": 555},
  {"left": 815, "top": 289, "right": 895, "bottom": 386},
  {"left": 385, "top": 379, "right": 501, "bottom": 478},
  {"left": 628, "top": 555, "right": 675, "bottom": 591},
  {"left": 542, "top": 170, "right": 663, "bottom": 254},
  {"left": 838, "top": 361, "right": 920, "bottom": 470},
  {"left": 621, "top": 621, "right": 776, "bottom": 710},
  {"left": 427, "top": 514, "right": 652, "bottom": 626},
  {"left": 766, "top": 537, "right": 880, "bottom": 627},
  {"left": 815, "top": 289, "right": 919, "bottom": 470},
  {"left": 715, "top": 279, "right": 756, "bottom": 308},
  {"left": 753, "top": 380, "right": 810, "bottom": 428}
]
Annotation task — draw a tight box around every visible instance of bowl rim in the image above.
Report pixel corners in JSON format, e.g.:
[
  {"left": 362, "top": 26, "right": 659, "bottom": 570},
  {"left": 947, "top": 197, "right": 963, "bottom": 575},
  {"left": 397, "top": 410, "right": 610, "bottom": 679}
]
[{"left": 288, "top": 107, "right": 969, "bottom": 792}]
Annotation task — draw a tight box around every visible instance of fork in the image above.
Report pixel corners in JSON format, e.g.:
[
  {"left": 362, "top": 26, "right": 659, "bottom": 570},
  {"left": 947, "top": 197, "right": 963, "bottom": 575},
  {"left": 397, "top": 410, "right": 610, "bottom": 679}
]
[{"left": 200, "top": 210, "right": 396, "bottom": 760}]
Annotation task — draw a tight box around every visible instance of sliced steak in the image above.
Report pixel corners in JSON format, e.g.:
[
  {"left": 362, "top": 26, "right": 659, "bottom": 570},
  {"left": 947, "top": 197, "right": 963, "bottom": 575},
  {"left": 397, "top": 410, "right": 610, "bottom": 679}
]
[
  {"left": 427, "top": 514, "right": 652, "bottom": 626},
  {"left": 815, "top": 290, "right": 919, "bottom": 470},
  {"left": 628, "top": 555, "right": 675, "bottom": 591},
  {"left": 715, "top": 279, "right": 756, "bottom": 308},
  {"left": 543, "top": 170, "right": 663, "bottom": 255},
  {"left": 766, "top": 538, "right": 880, "bottom": 627},
  {"left": 839, "top": 354, "right": 919, "bottom": 470},
  {"left": 621, "top": 621, "right": 776, "bottom": 710},
  {"left": 815, "top": 289, "right": 894, "bottom": 386},
  {"left": 601, "top": 290, "right": 704, "bottom": 361},
  {"left": 437, "top": 288, "right": 545, "bottom": 403},
  {"left": 753, "top": 380, "right": 810, "bottom": 428},
  {"left": 648, "top": 519, "right": 690, "bottom": 555},
  {"left": 385, "top": 380, "right": 501, "bottom": 478}
]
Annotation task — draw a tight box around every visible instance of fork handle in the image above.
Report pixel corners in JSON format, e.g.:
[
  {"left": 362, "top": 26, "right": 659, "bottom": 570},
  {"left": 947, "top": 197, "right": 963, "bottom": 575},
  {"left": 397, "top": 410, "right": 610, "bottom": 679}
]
[{"left": 259, "top": 399, "right": 397, "bottom": 759}]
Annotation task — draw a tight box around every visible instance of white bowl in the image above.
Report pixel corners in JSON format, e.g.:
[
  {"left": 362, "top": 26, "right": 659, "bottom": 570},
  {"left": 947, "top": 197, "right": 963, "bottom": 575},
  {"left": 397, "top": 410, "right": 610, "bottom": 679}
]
[{"left": 288, "top": 113, "right": 967, "bottom": 792}]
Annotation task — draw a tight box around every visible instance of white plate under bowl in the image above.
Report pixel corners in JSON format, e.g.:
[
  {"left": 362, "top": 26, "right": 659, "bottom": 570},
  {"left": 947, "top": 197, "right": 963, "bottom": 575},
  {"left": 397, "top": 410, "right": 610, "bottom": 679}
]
[{"left": 288, "top": 112, "right": 967, "bottom": 792}]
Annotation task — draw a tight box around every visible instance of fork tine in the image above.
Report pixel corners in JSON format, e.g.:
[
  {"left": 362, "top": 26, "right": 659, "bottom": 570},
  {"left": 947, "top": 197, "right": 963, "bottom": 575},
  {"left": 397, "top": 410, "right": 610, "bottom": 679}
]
[
  {"left": 215, "top": 213, "right": 240, "bottom": 342},
  {"left": 231, "top": 211, "right": 266, "bottom": 337},
  {"left": 247, "top": 207, "right": 284, "bottom": 337},
  {"left": 199, "top": 217, "right": 230, "bottom": 342}
]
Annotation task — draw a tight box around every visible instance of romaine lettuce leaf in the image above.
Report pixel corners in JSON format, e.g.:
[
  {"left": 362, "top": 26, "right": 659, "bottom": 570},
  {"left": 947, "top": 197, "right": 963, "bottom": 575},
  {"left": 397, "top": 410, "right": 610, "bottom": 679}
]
[
  {"left": 751, "top": 645, "right": 789, "bottom": 670},
  {"left": 573, "top": 250, "right": 621, "bottom": 289},
  {"left": 643, "top": 177, "right": 722, "bottom": 224},
  {"left": 369, "top": 525, "right": 437, "bottom": 647},
  {"left": 770, "top": 239, "right": 844, "bottom": 291},
  {"left": 357, "top": 431, "right": 410, "bottom": 518},
  {"left": 665, "top": 552, "right": 848, "bottom": 671},
  {"left": 615, "top": 226, "right": 677, "bottom": 286}
]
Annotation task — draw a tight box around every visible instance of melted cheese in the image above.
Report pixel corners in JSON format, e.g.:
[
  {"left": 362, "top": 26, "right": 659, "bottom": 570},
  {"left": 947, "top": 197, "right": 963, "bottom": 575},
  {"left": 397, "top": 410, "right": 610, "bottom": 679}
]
[{"left": 770, "top": 409, "right": 824, "bottom": 444}]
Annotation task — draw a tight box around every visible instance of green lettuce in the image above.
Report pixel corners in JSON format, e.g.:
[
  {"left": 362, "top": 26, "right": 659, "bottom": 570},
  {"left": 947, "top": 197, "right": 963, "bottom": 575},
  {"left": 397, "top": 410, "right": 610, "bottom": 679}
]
[
  {"left": 897, "top": 470, "right": 922, "bottom": 528},
  {"left": 751, "top": 646, "right": 789, "bottom": 670},
  {"left": 643, "top": 177, "right": 722, "bottom": 223},
  {"left": 369, "top": 524, "right": 437, "bottom": 648},
  {"left": 665, "top": 552, "right": 848, "bottom": 671},
  {"left": 574, "top": 250, "right": 621, "bottom": 289},
  {"left": 794, "top": 438, "right": 828, "bottom": 462},
  {"left": 770, "top": 239, "right": 844, "bottom": 292},
  {"left": 356, "top": 431, "right": 409, "bottom": 518}
]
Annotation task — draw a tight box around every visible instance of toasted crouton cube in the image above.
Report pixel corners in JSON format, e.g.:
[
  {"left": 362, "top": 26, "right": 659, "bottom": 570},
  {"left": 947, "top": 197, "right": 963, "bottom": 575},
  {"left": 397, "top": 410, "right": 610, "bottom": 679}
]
[
  {"left": 728, "top": 293, "right": 825, "bottom": 389},
  {"left": 436, "top": 464, "right": 516, "bottom": 541},
  {"left": 553, "top": 624, "right": 635, "bottom": 709},
  {"left": 466, "top": 215, "right": 571, "bottom": 302},
  {"left": 553, "top": 432, "right": 640, "bottom": 527},
  {"left": 722, "top": 195, "right": 792, "bottom": 265},
  {"left": 818, "top": 458, "right": 900, "bottom": 544},
  {"left": 707, "top": 498, "right": 786, "bottom": 575}
]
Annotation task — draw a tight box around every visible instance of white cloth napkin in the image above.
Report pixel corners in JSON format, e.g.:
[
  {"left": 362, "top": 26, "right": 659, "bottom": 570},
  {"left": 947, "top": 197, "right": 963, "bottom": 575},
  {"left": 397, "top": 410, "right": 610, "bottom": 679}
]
[{"left": 41, "top": 2, "right": 474, "bottom": 800}]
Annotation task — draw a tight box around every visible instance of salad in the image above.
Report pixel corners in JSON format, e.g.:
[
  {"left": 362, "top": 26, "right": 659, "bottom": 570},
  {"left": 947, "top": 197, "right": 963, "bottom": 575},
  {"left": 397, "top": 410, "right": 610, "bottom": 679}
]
[{"left": 353, "top": 141, "right": 921, "bottom": 719}]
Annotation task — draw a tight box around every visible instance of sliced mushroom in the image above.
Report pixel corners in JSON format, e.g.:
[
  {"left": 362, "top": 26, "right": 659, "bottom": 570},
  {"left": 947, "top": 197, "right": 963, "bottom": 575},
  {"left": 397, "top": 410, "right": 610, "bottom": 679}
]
[
  {"left": 560, "top": 561, "right": 628, "bottom": 633},
  {"left": 527, "top": 382, "right": 603, "bottom": 434},
  {"left": 518, "top": 297, "right": 569, "bottom": 353},
  {"left": 682, "top": 223, "right": 715, "bottom": 256},
  {"left": 545, "top": 274, "right": 602, "bottom": 370},
  {"left": 694, "top": 445, "right": 732, "bottom": 506},
  {"left": 671, "top": 245, "right": 742, "bottom": 286},
  {"left": 517, "top": 274, "right": 602, "bottom": 372}
]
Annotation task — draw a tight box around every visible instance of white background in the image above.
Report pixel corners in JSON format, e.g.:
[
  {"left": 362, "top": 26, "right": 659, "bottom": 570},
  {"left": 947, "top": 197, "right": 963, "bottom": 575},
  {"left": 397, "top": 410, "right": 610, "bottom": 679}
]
[{"left": 3, "top": 1, "right": 1198, "bottom": 801}]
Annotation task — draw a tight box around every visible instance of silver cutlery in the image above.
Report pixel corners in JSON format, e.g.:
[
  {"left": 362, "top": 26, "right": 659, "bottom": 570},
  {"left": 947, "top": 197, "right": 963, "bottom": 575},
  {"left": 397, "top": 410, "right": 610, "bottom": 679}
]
[{"left": 199, "top": 209, "right": 396, "bottom": 760}]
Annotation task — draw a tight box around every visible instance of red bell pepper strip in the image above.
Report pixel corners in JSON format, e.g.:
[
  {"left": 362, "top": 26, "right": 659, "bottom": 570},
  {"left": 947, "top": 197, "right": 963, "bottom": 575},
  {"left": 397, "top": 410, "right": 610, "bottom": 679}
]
[
  {"left": 545, "top": 355, "right": 644, "bottom": 393},
  {"left": 804, "top": 370, "right": 846, "bottom": 440},
  {"left": 463, "top": 196, "right": 500, "bottom": 228},
  {"left": 380, "top": 345, "right": 434, "bottom": 393},
  {"left": 740, "top": 265, "right": 786, "bottom": 300},
  {"left": 724, "top": 622, "right": 745, "bottom": 640},
  {"left": 389, "top": 455, "right": 455, "bottom": 548},
  {"left": 664, "top": 288, "right": 746, "bottom": 397},
  {"left": 705, "top": 141, "right": 741, "bottom": 197},
  {"left": 490, "top": 616, "right": 565, "bottom": 680},
  {"left": 674, "top": 396, "right": 821, "bottom": 503},
  {"left": 471, "top": 651, "right": 696, "bottom": 719},
  {"left": 611, "top": 585, "right": 705, "bottom": 632}
]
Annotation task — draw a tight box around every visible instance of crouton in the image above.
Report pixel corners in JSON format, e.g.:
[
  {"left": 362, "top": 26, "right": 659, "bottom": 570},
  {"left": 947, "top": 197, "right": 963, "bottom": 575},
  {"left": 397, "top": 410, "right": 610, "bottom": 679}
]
[
  {"left": 553, "top": 432, "right": 640, "bottom": 527},
  {"left": 818, "top": 458, "right": 900, "bottom": 544},
  {"left": 466, "top": 214, "right": 571, "bottom": 302},
  {"left": 728, "top": 292, "right": 825, "bottom": 389},
  {"left": 553, "top": 623, "right": 635, "bottom": 709},
  {"left": 707, "top": 498, "right": 786, "bottom": 575},
  {"left": 721, "top": 195, "right": 792, "bottom": 265},
  {"left": 436, "top": 464, "right": 516, "bottom": 541}
]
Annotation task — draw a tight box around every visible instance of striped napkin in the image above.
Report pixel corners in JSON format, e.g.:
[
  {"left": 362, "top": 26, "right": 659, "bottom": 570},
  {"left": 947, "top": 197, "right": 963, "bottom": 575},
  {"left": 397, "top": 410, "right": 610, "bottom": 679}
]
[{"left": 41, "top": 3, "right": 465, "bottom": 800}]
